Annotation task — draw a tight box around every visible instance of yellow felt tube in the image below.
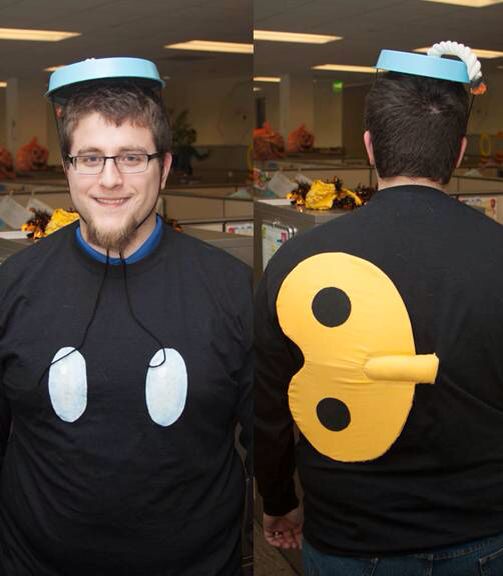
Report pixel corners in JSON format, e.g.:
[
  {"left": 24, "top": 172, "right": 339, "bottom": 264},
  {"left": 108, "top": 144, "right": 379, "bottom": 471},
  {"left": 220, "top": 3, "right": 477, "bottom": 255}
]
[{"left": 364, "top": 354, "right": 439, "bottom": 384}]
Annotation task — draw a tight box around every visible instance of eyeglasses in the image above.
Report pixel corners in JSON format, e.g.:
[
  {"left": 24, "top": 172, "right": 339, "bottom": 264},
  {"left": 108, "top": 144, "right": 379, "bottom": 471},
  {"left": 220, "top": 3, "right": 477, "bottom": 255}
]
[{"left": 66, "top": 152, "right": 162, "bottom": 175}]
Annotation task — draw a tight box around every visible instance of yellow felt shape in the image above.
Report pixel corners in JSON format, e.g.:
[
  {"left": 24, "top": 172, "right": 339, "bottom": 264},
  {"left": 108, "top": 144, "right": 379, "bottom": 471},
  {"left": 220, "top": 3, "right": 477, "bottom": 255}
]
[
  {"left": 276, "top": 253, "right": 438, "bottom": 462},
  {"left": 305, "top": 180, "right": 336, "bottom": 210}
]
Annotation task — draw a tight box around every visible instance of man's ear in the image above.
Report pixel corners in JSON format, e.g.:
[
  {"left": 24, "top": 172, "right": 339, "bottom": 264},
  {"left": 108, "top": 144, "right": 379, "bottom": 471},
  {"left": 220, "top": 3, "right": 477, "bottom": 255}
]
[
  {"left": 363, "top": 130, "right": 375, "bottom": 166},
  {"left": 455, "top": 136, "right": 468, "bottom": 168},
  {"left": 160, "top": 153, "right": 172, "bottom": 189}
]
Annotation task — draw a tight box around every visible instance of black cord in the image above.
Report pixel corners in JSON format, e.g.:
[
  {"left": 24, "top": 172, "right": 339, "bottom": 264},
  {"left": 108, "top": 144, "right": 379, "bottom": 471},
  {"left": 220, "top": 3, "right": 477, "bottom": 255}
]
[
  {"left": 466, "top": 94, "right": 475, "bottom": 131},
  {"left": 119, "top": 253, "right": 167, "bottom": 368},
  {"left": 37, "top": 251, "right": 111, "bottom": 387}
]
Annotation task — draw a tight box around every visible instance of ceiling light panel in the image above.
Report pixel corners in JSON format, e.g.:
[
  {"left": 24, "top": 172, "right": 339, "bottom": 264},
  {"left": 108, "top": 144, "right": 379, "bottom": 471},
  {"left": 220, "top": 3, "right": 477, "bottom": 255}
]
[
  {"left": 254, "top": 30, "right": 341, "bottom": 44},
  {"left": 165, "top": 40, "right": 253, "bottom": 54},
  {"left": 0, "top": 28, "right": 80, "bottom": 41},
  {"left": 312, "top": 64, "right": 376, "bottom": 73},
  {"left": 254, "top": 76, "right": 281, "bottom": 82},
  {"left": 422, "top": 0, "right": 503, "bottom": 7}
]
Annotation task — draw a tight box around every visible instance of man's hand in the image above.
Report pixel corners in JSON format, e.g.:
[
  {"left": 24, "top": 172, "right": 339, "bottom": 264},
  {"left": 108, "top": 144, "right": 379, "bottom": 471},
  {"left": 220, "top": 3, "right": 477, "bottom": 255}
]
[{"left": 263, "top": 508, "right": 303, "bottom": 550}]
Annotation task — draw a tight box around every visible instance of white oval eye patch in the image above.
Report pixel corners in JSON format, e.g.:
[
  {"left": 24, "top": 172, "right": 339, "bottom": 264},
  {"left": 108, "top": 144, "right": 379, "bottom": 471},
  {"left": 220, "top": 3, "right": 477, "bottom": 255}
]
[
  {"left": 48, "top": 347, "right": 87, "bottom": 423},
  {"left": 146, "top": 348, "right": 188, "bottom": 427}
]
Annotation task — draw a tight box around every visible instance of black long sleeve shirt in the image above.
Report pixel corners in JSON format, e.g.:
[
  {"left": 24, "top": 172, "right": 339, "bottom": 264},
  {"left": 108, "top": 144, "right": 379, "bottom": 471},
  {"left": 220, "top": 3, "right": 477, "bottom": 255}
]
[
  {"left": 0, "top": 222, "right": 252, "bottom": 575},
  {"left": 255, "top": 185, "right": 503, "bottom": 555}
]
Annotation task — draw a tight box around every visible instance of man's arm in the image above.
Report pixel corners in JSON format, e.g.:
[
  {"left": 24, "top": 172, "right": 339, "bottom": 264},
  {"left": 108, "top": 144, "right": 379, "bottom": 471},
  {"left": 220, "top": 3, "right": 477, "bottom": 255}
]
[
  {"left": 254, "top": 269, "right": 302, "bottom": 523},
  {"left": 236, "top": 341, "right": 253, "bottom": 476},
  {"left": 0, "top": 381, "right": 12, "bottom": 470}
]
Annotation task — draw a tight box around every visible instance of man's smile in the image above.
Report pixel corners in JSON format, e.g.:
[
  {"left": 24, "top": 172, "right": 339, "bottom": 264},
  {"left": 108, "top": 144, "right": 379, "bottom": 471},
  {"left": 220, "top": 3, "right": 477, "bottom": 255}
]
[{"left": 93, "top": 196, "right": 131, "bottom": 208}]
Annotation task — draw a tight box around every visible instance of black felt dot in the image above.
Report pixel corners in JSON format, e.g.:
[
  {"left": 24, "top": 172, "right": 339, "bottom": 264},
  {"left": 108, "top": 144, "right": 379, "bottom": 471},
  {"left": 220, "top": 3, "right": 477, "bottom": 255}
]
[
  {"left": 311, "top": 287, "right": 351, "bottom": 327},
  {"left": 316, "top": 398, "right": 351, "bottom": 432}
]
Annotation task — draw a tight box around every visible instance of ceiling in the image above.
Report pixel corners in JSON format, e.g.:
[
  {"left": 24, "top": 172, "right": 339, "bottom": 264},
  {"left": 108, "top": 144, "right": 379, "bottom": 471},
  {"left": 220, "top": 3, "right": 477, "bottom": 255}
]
[
  {"left": 254, "top": 0, "right": 503, "bottom": 84},
  {"left": 0, "top": 0, "right": 502, "bottom": 86},
  {"left": 0, "top": 0, "right": 252, "bottom": 82}
]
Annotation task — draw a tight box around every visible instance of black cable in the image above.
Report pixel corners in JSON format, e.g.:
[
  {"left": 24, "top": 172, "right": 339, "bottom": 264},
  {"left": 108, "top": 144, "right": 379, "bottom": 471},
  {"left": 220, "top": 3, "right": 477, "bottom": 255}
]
[
  {"left": 119, "top": 253, "right": 167, "bottom": 368},
  {"left": 37, "top": 251, "right": 111, "bottom": 387},
  {"left": 466, "top": 94, "right": 475, "bottom": 131}
]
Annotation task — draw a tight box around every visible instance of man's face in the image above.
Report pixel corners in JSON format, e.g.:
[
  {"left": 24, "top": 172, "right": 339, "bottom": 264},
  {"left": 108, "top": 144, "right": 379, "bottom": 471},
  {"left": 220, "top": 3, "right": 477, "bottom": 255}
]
[{"left": 66, "top": 112, "right": 171, "bottom": 255}]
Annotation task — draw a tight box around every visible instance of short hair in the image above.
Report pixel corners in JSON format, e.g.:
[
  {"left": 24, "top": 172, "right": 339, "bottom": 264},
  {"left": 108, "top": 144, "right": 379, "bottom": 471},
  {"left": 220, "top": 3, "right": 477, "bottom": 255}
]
[
  {"left": 55, "top": 80, "right": 171, "bottom": 162},
  {"left": 364, "top": 72, "right": 469, "bottom": 185}
]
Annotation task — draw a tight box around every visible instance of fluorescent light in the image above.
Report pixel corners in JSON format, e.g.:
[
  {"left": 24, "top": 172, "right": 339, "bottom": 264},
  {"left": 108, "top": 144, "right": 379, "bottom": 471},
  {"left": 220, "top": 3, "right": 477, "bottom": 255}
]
[
  {"left": 312, "top": 64, "right": 376, "bottom": 73},
  {"left": 44, "top": 65, "right": 63, "bottom": 72},
  {"left": 0, "top": 82, "right": 6, "bottom": 88},
  {"left": 422, "top": 0, "right": 503, "bottom": 7},
  {"left": 415, "top": 46, "right": 503, "bottom": 58},
  {"left": 164, "top": 40, "right": 253, "bottom": 54},
  {"left": 253, "top": 87, "right": 262, "bottom": 92},
  {"left": 254, "top": 76, "right": 281, "bottom": 82},
  {"left": 0, "top": 27, "right": 80, "bottom": 41},
  {"left": 254, "top": 30, "right": 341, "bottom": 44}
]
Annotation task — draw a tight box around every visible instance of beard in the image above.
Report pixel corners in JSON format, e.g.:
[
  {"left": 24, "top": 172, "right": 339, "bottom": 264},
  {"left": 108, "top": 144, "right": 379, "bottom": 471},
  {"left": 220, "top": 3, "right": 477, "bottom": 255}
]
[{"left": 85, "top": 215, "right": 139, "bottom": 255}]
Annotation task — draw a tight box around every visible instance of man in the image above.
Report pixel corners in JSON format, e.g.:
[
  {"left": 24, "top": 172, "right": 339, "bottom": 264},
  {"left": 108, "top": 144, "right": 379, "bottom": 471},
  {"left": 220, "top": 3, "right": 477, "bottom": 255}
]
[
  {"left": 255, "top": 42, "right": 503, "bottom": 574},
  {"left": 0, "top": 58, "right": 252, "bottom": 575}
]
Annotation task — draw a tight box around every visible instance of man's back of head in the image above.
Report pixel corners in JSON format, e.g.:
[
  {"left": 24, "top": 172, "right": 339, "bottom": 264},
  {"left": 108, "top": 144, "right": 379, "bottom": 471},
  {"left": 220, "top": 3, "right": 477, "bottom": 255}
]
[{"left": 365, "top": 72, "right": 469, "bottom": 185}]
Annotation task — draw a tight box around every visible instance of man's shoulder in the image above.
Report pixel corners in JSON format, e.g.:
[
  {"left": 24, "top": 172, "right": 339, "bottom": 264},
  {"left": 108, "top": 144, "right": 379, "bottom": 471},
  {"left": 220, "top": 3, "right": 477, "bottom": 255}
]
[
  {"left": 162, "top": 225, "right": 252, "bottom": 278},
  {"left": 0, "top": 224, "right": 75, "bottom": 288},
  {"left": 457, "top": 198, "right": 503, "bottom": 238},
  {"left": 264, "top": 209, "right": 362, "bottom": 280},
  {"left": 159, "top": 226, "right": 252, "bottom": 317}
]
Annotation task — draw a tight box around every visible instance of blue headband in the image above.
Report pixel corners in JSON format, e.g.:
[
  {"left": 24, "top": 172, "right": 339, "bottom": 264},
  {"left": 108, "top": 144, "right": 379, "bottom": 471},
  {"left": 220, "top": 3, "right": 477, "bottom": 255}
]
[
  {"left": 375, "top": 50, "right": 470, "bottom": 83},
  {"left": 46, "top": 57, "right": 164, "bottom": 98}
]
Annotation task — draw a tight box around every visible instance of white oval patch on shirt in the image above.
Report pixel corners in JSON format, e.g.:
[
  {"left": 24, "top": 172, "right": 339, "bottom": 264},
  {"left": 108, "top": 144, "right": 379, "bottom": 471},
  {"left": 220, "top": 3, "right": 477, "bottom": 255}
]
[
  {"left": 146, "top": 348, "right": 188, "bottom": 427},
  {"left": 48, "top": 347, "right": 87, "bottom": 423}
]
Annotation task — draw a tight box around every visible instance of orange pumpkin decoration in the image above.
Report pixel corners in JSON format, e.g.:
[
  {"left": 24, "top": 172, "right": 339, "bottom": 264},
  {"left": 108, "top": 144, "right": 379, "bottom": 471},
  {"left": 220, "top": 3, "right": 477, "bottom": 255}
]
[
  {"left": 16, "top": 137, "right": 49, "bottom": 172},
  {"left": 253, "top": 122, "right": 285, "bottom": 161},
  {"left": 287, "top": 124, "right": 315, "bottom": 153},
  {"left": 0, "top": 147, "right": 15, "bottom": 179}
]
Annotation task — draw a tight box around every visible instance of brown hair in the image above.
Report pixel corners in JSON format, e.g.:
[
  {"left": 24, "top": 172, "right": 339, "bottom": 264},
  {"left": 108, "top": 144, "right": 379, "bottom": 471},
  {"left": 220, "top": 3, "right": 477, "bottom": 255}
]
[
  {"left": 364, "top": 72, "right": 469, "bottom": 185},
  {"left": 55, "top": 80, "right": 171, "bottom": 162}
]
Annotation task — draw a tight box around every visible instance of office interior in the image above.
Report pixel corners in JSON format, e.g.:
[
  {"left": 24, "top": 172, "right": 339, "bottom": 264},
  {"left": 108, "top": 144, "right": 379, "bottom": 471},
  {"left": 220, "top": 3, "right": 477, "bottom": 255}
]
[{"left": 0, "top": 2, "right": 502, "bottom": 574}]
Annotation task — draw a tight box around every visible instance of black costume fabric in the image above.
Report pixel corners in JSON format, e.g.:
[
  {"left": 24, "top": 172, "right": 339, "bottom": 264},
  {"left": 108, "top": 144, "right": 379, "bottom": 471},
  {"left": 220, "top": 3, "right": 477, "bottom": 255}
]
[
  {"left": 0, "top": 221, "right": 253, "bottom": 576},
  {"left": 255, "top": 185, "right": 503, "bottom": 555}
]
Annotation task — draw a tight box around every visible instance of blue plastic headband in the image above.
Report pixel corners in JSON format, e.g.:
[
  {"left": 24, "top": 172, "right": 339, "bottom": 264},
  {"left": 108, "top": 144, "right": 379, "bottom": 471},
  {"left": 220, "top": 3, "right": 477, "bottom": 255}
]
[
  {"left": 46, "top": 57, "right": 164, "bottom": 97},
  {"left": 375, "top": 50, "right": 470, "bottom": 84}
]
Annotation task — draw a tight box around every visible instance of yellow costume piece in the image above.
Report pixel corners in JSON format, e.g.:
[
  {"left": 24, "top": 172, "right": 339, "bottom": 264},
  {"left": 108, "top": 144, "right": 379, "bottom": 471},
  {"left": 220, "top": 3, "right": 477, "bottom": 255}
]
[
  {"left": 45, "top": 209, "right": 79, "bottom": 236},
  {"left": 305, "top": 180, "right": 336, "bottom": 210},
  {"left": 276, "top": 252, "right": 438, "bottom": 462},
  {"left": 341, "top": 187, "right": 363, "bottom": 206}
]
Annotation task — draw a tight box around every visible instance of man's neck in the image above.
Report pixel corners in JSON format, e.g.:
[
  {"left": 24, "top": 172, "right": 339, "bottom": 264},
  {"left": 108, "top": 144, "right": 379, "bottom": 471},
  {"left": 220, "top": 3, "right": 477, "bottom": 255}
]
[
  {"left": 376, "top": 175, "right": 446, "bottom": 192},
  {"left": 81, "top": 217, "right": 157, "bottom": 260}
]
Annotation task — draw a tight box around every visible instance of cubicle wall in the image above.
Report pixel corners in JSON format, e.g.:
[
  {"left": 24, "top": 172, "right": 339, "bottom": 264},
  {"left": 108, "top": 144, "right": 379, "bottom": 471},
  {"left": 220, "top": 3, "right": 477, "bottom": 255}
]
[{"left": 161, "top": 189, "right": 253, "bottom": 225}]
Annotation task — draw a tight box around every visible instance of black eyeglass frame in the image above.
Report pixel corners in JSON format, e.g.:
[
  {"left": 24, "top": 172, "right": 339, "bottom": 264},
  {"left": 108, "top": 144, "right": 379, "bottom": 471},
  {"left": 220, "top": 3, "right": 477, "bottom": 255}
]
[{"left": 66, "top": 152, "right": 162, "bottom": 174}]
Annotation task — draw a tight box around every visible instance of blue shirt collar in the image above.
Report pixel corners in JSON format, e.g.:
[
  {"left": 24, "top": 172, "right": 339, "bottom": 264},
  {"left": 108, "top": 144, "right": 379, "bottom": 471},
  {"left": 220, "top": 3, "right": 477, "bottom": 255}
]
[{"left": 75, "top": 215, "right": 163, "bottom": 265}]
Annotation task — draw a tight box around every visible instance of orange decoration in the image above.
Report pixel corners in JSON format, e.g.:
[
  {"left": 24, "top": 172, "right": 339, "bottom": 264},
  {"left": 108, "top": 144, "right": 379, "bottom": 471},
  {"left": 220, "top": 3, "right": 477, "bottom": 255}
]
[
  {"left": 16, "top": 137, "right": 49, "bottom": 172},
  {"left": 470, "top": 81, "right": 487, "bottom": 96},
  {"left": 0, "top": 147, "right": 15, "bottom": 179},
  {"left": 253, "top": 122, "right": 285, "bottom": 161},
  {"left": 287, "top": 124, "right": 315, "bottom": 153}
]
